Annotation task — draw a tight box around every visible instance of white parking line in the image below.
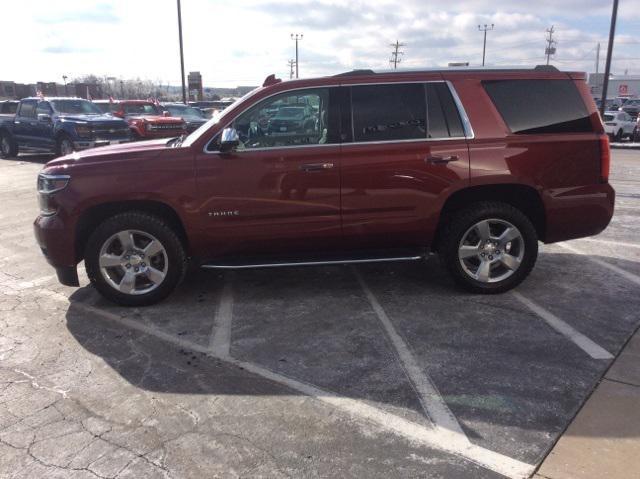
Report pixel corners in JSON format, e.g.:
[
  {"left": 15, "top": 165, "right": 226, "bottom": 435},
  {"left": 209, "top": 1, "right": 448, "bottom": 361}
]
[
  {"left": 353, "top": 268, "right": 470, "bottom": 446},
  {"left": 575, "top": 238, "right": 640, "bottom": 249},
  {"left": 208, "top": 274, "right": 234, "bottom": 357},
  {"left": 512, "top": 291, "right": 613, "bottom": 360},
  {"left": 558, "top": 242, "right": 640, "bottom": 287},
  {"left": 62, "top": 296, "right": 533, "bottom": 479}
]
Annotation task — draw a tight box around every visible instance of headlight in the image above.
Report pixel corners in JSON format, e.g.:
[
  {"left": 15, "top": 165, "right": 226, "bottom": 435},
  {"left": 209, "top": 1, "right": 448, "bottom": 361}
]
[
  {"left": 75, "top": 125, "right": 91, "bottom": 137},
  {"left": 37, "top": 174, "right": 70, "bottom": 216}
]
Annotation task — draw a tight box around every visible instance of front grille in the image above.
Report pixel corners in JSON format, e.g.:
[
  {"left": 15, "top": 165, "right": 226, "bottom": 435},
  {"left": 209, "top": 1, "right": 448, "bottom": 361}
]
[
  {"left": 148, "top": 124, "right": 183, "bottom": 130},
  {"left": 92, "top": 124, "right": 130, "bottom": 139}
]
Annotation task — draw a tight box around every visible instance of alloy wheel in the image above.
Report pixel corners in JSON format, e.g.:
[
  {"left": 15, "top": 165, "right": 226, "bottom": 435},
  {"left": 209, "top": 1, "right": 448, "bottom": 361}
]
[
  {"left": 98, "top": 230, "right": 168, "bottom": 295},
  {"left": 458, "top": 219, "right": 525, "bottom": 283}
]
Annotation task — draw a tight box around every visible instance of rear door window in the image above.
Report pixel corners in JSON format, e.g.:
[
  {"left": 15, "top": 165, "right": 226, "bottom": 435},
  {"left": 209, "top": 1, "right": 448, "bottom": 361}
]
[
  {"left": 482, "top": 79, "right": 593, "bottom": 134},
  {"left": 351, "top": 83, "right": 426, "bottom": 142}
]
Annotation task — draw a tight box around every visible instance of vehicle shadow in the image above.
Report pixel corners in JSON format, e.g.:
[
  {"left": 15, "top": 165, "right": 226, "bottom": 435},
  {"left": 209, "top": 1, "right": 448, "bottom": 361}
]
[{"left": 63, "top": 251, "right": 640, "bottom": 465}]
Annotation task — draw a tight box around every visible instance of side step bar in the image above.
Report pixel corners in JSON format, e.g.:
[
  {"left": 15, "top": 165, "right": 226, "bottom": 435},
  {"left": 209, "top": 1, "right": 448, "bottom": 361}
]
[{"left": 201, "top": 255, "right": 424, "bottom": 270}]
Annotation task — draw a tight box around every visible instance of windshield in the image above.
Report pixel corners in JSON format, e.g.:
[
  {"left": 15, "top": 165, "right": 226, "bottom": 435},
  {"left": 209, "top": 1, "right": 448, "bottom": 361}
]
[
  {"left": 603, "top": 114, "right": 614, "bottom": 121},
  {"left": 123, "top": 103, "right": 161, "bottom": 116},
  {"left": 51, "top": 99, "right": 103, "bottom": 115},
  {"left": 165, "top": 105, "right": 204, "bottom": 119},
  {"left": 182, "top": 87, "right": 259, "bottom": 148}
]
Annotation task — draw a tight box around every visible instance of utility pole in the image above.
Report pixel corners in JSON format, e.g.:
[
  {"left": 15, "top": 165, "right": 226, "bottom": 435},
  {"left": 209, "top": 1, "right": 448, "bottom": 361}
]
[
  {"left": 291, "top": 34, "right": 303, "bottom": 78},
  {"left": 287, "top": 59, "right": 296, "bottom": 79},
  {"left": 62, "top": 75, "right": 68, "bottom": 96},
  {"left": 478, "top": 24, "right": 494, "bottom": 66},
  {"left": 176, "top": 0, "right": 187, "bottom": 104},
  {"left": 389, "top": 40, "right": 405, "bottom": 69},
  {"left": 120, "top": 80, "right": 124, "bottom": 99},
  {"left": 600, "top": 0, "right": 619, "bottom": 117},
  {"left": 595, "top": 42, "right": 601, "bottom": 98},
  {"left": 545, "top": 25, "right": 557, "bottom": 65}
]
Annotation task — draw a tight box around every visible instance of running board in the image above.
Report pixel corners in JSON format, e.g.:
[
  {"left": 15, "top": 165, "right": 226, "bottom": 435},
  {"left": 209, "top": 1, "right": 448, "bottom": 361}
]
[{"left": 201, "top": 255, "right": 424, "bottom": 270}]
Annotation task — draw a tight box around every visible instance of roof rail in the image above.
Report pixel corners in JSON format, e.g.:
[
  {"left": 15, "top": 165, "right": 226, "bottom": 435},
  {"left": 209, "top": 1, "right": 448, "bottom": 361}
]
[
  {"left": 533, "top": 65, "right": 559, "bottom": 72},
  {"left": 334, "top": 69, "right": 375, "bottom": 77}
]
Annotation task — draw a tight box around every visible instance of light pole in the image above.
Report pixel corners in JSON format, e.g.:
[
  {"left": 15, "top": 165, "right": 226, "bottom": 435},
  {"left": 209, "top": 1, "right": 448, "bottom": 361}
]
[
  {"left": 600, "top": 0, "right": 619, "bottom": 117},
  {"left": 478, "top": 24, "right": 494, "bottom": 67},
  {"left": 177, "top": 0, "right": 187, "bottom": 104},
  {"left": 62, "top": 75, "right": 68, "bottom": 96},
  {"left": 291, "top": 33, "right": 303, "bottom": 78}
]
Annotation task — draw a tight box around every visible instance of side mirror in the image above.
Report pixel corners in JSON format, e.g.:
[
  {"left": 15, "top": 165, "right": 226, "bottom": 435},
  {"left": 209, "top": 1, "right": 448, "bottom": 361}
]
[
  {"left": 163, "top": 111, "right": 170, "bottom": 117},
  {"left": 37, "top": 113, "right": 52, "bottom": 123},
  {"left": 219, "top": 127, "right": 239, "bottom": 153}
]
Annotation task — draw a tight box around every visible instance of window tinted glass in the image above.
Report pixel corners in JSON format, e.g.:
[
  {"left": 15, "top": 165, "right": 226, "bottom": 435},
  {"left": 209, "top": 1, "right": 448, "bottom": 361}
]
[
  {"left": 123, "top": 103, "right": 160, "bottom": 115},
  {"left": 426, "top": 83, "right": 465, "bottom": 138},
  {"left": 19, "top": 101, "right": 36, "bottom": 118},
  {"left": 36, "top": 101, "right": 52, "bottom": 115},
  {"left": 224, "top": 88, "right": 330, "bottom": 150},
  {"left": 51, "top": 100, "right": 102, "bottom": 115},
  {"left": 351, "top": 84, "right": 426, "bottom": 142},
  {"left": 483, "top": 80, "right": 593, "bottom": 134}
]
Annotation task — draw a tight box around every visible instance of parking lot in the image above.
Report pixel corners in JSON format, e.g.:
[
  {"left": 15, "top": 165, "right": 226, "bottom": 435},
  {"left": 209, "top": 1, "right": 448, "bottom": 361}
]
[{"left": 1, "top": 149, "right": 639, "bottom": 479}]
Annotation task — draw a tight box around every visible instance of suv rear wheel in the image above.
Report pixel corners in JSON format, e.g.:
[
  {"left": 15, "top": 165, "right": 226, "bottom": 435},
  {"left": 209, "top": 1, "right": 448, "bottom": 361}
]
[
  {"left": 85, "top": 212, "right": 186, "bottom": 306},
  {"left": 438, "top": 202, "right": 538, "bottom": 294}
]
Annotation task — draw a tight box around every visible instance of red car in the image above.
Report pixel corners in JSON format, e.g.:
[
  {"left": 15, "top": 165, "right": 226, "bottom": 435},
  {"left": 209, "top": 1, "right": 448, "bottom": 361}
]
[
  {"left": 34, "top": 66, "right": 614, "bottom": 306},
  {"left": 102, "top": 100, "right": 186, "bottom": 140}
]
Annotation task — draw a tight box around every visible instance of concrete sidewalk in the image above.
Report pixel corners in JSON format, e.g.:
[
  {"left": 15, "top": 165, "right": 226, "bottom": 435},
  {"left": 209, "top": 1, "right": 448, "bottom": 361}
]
[{"left": 535, "top": 328, "right": 640, "bottom": 479}]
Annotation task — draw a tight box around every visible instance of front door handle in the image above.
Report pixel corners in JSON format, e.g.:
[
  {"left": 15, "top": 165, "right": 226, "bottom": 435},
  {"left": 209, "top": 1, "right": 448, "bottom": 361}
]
[
  {"left": 426, "top": 155, "right": 459, "bottom": 165},
  {"left": 300, "top": 162, "right": 334, "bottom": 172}
]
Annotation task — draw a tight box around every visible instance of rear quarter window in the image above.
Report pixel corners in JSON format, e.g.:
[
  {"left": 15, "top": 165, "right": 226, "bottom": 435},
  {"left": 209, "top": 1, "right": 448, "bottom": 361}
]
[{"left": 482, "top": 79, "right": 593, "bottom": 134}]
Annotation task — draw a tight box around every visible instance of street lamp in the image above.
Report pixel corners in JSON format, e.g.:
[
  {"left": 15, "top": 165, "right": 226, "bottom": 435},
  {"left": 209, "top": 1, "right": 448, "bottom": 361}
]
[
  {"left": 62, "top": 75, "right": 68, "bottom": 96},
  {"left": 478, "top": 24, "right": 494, "bottom": 67},
  {"left": 291, "top": 33, "right": 303, "bottom": 78}
]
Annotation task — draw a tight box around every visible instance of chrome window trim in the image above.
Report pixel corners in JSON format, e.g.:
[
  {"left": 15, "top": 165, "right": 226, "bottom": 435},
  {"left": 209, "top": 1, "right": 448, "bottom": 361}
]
[
  {"left": 203, "top": 80, "right": 474, "bottom": 154},
  {"left": 445, "top": 81, "right": 475, "bottom": 139}
]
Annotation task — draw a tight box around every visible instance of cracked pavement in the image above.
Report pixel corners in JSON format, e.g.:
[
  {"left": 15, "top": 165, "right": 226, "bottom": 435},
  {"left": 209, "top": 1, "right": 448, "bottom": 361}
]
[{"left": 1, "top": 151, "right": 640, "bottom": 478}]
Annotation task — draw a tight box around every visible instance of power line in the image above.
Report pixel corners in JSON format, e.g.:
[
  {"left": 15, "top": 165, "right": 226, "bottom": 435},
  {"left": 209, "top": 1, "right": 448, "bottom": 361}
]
[
  {"left": 545, "top": 25, "right": 557, "bottom": 65},
  {"left": 389, "top": 40, "right": 405, "bottom": 69}
]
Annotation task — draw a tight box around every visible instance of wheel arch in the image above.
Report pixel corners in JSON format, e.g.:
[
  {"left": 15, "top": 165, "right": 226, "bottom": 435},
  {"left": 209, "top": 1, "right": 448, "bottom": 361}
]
[
  {"left": 75, "top": 200, "right": 190, "bottom": 262},
  {"left": 433, "top": 184, "right": 546, "bottom": 250}
]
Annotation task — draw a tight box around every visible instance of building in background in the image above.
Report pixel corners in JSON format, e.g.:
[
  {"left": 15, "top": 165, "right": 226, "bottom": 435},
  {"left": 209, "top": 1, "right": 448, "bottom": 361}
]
[
  {"left": 73, "top": 83, "right": 103, "bottom": 99},
  {"left": 188, "top": 71, "right": 204, "bottom": 101},
  {"left": 589, "top": 73, "right": 640, "bottom": 100}
]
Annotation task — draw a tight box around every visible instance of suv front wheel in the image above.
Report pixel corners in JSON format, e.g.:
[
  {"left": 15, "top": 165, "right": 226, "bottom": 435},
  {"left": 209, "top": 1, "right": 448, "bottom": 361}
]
[
  {"left": 438, "top": 202, "right": 538, "bottom": 294},
  {"left": 85, "top": 212, "right": 186, "bottom": 306}
]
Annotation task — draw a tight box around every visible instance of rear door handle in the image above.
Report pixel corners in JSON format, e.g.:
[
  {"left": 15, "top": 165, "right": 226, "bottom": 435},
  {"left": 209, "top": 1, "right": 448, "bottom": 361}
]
[
  {"left": 426, "top": 155, "right": 459, "bottom": 165},
  {"left": 300, "top": 162, "right": 334, "bottom": 172}
]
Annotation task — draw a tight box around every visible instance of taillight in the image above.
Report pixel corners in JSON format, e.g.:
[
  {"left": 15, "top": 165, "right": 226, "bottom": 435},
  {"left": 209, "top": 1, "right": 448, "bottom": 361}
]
[{"left": 600, "top": 134, "right": 610, "bottom": 183}]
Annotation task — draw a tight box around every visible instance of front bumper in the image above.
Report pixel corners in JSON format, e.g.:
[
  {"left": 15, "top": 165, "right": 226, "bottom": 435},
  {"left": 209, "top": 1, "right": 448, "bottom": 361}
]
[{"left": 33, "top": 214, "right": 79, "bottom": 286}]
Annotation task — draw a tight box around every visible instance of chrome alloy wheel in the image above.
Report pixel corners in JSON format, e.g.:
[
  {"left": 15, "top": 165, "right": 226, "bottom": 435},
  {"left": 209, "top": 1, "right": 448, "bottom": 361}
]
[
  {"left": 458, "top": 219, "right": 525, "bottom": 283},
  {"left": 98, "top": 230, "right": 168, "bottom": 295},
  {"left": 60, "top": 139, "right": 74, "bottom": 156}
]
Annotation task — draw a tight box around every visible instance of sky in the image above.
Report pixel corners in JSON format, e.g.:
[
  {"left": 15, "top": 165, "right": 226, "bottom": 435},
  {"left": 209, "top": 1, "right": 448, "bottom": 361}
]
[{"left": 3, "top": 0, "right": 640, "bottom": 88}]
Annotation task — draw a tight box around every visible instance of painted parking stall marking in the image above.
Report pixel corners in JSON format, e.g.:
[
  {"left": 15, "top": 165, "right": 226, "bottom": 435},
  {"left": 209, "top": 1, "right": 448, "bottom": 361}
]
[
  {"left": 559, "top": 242, "right": 640, "bottom": 287},
  {"left": 512, "top": 291, "right": 614, "bottom": 360}
]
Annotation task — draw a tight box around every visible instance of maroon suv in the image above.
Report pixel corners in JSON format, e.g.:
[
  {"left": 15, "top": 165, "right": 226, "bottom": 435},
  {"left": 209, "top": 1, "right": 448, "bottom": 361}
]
[{"left": 34, "top": 66, "right": 614, "bottom": 306}]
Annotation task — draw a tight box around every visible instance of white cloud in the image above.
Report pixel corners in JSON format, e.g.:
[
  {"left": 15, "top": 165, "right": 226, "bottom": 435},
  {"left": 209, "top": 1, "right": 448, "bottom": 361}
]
[{"left": 1, "top": 0, "right": 638, "bottom": 88}]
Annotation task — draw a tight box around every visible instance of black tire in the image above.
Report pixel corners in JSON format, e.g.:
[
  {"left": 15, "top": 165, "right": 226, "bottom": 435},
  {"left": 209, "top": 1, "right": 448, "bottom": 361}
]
[
  {"left": 85, "top": 212, "right": 187, "bottom": 306},
  {"left": 0, "top": 131, "right": 18, "bottom": 159},
  {"left": 438, "top": 202, "right": 538, "bottom": 294},
  {"left": 614, "top": 129, "right": 623, "bottom": 142},
  {"left": 56, "top": 134, "right": 74, "bottom": 157}
]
